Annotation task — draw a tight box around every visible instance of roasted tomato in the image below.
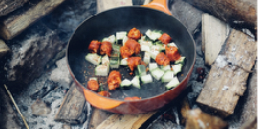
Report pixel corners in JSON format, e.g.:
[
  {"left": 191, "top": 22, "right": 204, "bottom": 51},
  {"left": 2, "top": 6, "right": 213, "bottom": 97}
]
[
  {"left": 98, "top": 91, "right": 110, "bottom": 97},
  {"left": 127, "top": 57, "right": 141, "bottom": 72},
  {"left": 88, "top": 40, "right": 101, "bottom": 53},
  {"left": 107, "top": 70, "right": 122, "bottom": 90},
  {"left": 124, "top": 39, "right": 141, "bottom": 55},
  {"left": 87, "top": 80, "right": 99, "bottom": 91},
  {"left": 128, "top": 28, "right": 141, "bottom": 40},
  {"left": 165, "top": 45, "right": 181, "bottom": 62},
  {"left": 155, "top": 52, "right": 170, "bottom": 66},
  {"left": 124, "top": 96, "right": 141, "bottom": 101},
  {"left": 100, "top": 41, "right": 112, "bottom": 57},
  {"left": 120, "top": 46, "right": 133, "bottom": 59},
  {"left": 159, "top": 33, "right": 172, "bottom": 44}
]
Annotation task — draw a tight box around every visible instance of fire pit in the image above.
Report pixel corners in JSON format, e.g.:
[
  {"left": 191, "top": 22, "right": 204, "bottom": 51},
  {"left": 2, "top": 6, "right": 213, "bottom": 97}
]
[{"left": 0, "top": 0, "right": 256, "bottom": 129}]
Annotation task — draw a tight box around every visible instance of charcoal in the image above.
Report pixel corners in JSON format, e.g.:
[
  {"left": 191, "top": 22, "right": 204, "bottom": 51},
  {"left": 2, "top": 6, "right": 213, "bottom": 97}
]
[
  {"left": 30, "top": 80, "right": 58, "bottom": 100},
  {"left": 31, "top": 99, "right": 51, "bottom": 116}
]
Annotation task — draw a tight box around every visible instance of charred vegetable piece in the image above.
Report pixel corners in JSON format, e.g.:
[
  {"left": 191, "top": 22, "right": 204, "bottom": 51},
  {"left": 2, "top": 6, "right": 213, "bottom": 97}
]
[
  {"left": 88, "top": 40, "right": 101, "bottom": 53},
  {"left": 100, "top": 41, "right": 113, "bottom": 57},
  {"left": 87, "top": 79, "right": 99, "bottom": 91},
  {"left": 127, "top": 28, "right": 141, "bottom": 40},
  {"left": 127, "top": 57, "right": 142, "bottom": 72},
  {"left": 165, "top": 45, "right": 181, "bottom": 62},
  {"left": 107, "top": 70, "right": 122, "bottom": 90},
  {"left": 124, "top": 96, "right": 141, "bottom": 101},
  {"left": 120, "top": 46, "right": 133, "bottom": 59},
  {"left": 159, "top": 33, "right": 172, "bottom": 44},
  {"left": 155, "top": 52, "right": 170, "bottom": 66}
]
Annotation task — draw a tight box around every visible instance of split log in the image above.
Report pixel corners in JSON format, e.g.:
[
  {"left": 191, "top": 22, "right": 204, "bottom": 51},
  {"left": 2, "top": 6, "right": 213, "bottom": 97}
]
[
  {"left": 88, "top": 108, "right": 112, "bottom": 129},
  {"left": 0, "top": 0, "right": 65, "bottom": 40},
  {"left": 196, "top": 29, "right": 257, "bottom": 117},
  {"left": 183, "top": 0, "right": 257, "bottom": 34},
  {"left": 202, "top": 13, "right": 230, "bottom": 65},
  {"left": 97, "top": 0, "right": 132, "bottom": 13},
  {"left": 96, "top": 112, "right": 156, "bottom": 129},
  {"left": 54, "top": 83, "right": 88, "bottom": 124},
  {"left": 0, "top": 39, "right": 10, "bottom": 58},
  {"left": 0, "top": 0, "right": 29, "bottom": 17}
]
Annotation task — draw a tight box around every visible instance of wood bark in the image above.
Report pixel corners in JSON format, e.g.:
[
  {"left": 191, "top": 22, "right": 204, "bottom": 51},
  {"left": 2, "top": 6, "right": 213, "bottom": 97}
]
[
  {"left": 0, "top": 0, "right": 29, "bottom": 17},
  {"left": 0, "top": 0, "right": 65, "bottom": 40},
  {"left": 196, "top": 29, "right": 257, "bottom": 117},
  {"left": 54, "top": 83, "right": 88, "bottom": 124},
  {"left": 183, "top": 0, "right": 257, "bottom": 33}
]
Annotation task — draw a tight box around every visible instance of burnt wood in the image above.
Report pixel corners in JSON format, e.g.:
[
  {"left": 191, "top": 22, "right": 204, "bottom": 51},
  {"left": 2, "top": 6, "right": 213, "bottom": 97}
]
[
  {"left": 0, "top": 0, "right": 29, "bottom": 17},
  {"left": 0, "top": 39, "right": 10, "bottom": 59},
  {"left": 0, "top": 0, "right": 65, "bottom": 40},
  {"left": 197, "top": 29, "right": 257, "bottom": 117},
  {"left": 183, "top": 0, "right": 257, "bottom": 35},
  {"left": 54, "top": 83, "right": 88, "bottom": 124}
]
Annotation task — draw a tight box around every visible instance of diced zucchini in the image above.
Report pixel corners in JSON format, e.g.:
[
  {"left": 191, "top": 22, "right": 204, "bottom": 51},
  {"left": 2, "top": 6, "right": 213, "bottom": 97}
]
[
  {"left": 145, "top": 29, "right": 163, "bottom": 41},
  {"left": 172, "top": 64, "right": 183, "bottom": 75},
  {"left": 102, "top": 55, "right": 109, "bottom": 66},
  {"left": 116, "top": 31, "right": 127, "bottom": 40},
  {"left": 141, "top": 45, "right": 150, "bottom": 52},
  {"left": 112, "top": 44, "right": 121, "bottom": 52},
  {"left": 120, "top": 79, "right": 132, "bottom": 88},
  {"left": 122, "top": 36, "right": 128, "bottom": 46},
  {"left": 143, "top": 52, "right": 151, "bottom": 64},
  {"left": 102, "top": 35, "right": 116, "bottom": 44},
  {"left": 140, "top": 40, "right": 153, "bottom": 47},
  {"left": 110, "top": 52, "right": 120, "bottom": 69},
  {"left": 120, "top": 58, "right": 128, "bottom": 66},
  {"left": 140, "top": 74, "right": 153, "bottom": 84},
  {"left": 136, "top": 65, "right": 146, "bottom": 76},
  {"left": 165, "top": 77, "right": 180, "bottom": 89},
  {"left": 95, "top": 65, "right": 109, "bottom": 76},
  {"left": 162, "top": 65, "right": 171, "bottom": 71},
  {"left": 131, "top": 76, "right": 140, "bottom": 89},
  {"left": 149, "top": 63, "right": 158, "bottom": 71},
  {"left": 149, "top": 45, "right": 161, "bottom": 59},
  {"left": 167, "top": 42, "right": 178, "bottom": 48},
  {"left": 85, "top": 53, "right": 101, "bottom": 65},
  {"left": 155, "top": 42, "right": 166, "bottom": 51},
  {"left": 161, "top": 71, "right": 174, "bottom": 82},
  {"left": 175, "top": 56, "right": 186, "bottom": 65},
  {"left": 150, "top": 68, "right": 164, "bottom": 81},
  {"left": 89, "top": 77, "right": 98, "bottom": 81}
]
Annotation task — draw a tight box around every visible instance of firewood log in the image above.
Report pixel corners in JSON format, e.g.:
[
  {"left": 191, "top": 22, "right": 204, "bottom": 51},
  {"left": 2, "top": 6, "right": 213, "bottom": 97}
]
[
  {"left": 183, "top": 0, "right": 257, "bottom": 34},
  {"left": 0, "top": 0, "right": 29, "bottom": 17}
]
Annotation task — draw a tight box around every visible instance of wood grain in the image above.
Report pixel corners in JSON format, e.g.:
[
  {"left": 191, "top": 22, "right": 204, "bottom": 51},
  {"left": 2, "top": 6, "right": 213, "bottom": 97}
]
[
  {"left": 0, "top": 0, "right": 29, "bottom": 17},
  {"left": 197, "top": 29, "right": 257, "bottom": 117},
  {"left": 0, "top": 0, "right": 65, "bottom": 40}
]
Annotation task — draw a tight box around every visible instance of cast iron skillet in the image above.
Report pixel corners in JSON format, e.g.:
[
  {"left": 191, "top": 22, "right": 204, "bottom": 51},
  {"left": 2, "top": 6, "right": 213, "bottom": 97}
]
[{"left": 66, "top": 1, "right": 196, "bottom": 114}]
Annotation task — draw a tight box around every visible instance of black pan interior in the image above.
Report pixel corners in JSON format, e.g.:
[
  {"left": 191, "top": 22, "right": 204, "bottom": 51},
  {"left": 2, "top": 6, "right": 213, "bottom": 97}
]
[{"left": 67, "top": 6, "right": 195, "bottom": 100}]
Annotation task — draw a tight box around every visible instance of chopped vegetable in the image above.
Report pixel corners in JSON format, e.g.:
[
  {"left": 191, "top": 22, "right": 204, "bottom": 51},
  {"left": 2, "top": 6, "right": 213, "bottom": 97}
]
[
  {"left": 116, "top": 31, "right": 127, "bottom": 40},
  {"left": 162, "top": 65, "right": 171, "bottom": 71},
  {"left": 122, "top": 36, "right": 128, "bottom": 46},
  {"left": 149, "top": 63, "right": 158, "bottom": 71},
  {"left": 131, "top": 76, "right": 140, "bottom": 89},
  {"left": 175, "top": 56, "right": 186, "bottom": 65},
  {"left": 110, "top": 51, "right": 120, "bottom": 69},
  {"left": 85, "top": 53, "right": 101, "bottom": 65},
  {"left": 102, "top": 35, "right": 116, "bottom": 44},
  {"left": 120, "top": 58, "right": 128, "bottom": 66},
  {"left": 145, "top": 29, "right": 163, "bottom": 41},
  {"left": 95, "top": 65, "right": 109, "bottom": 76},
  {"left": 172, "top": 64, "right": 183, "bottom": 75},
  {"left": 150, "top": 68, "right": 164, "bottom": 81},
  {"left": 165, "top": 77, "right": 180, "bottom": 89},
  {"left": 120, "top": 79, "right": 132, "bottom": 88},
  {"left": 102, "top": 55, "right": 109, "bottom": 65},
  {"left": 112, "top": 44, "right": 121, "bottom": 52},
  {"left": 162, "top": 71, "right": 174, "bottom": 82},
  {"left": 141, "top": 74, "right": 153, "bottom": 84},
  {"left": 136, "top": 65, "right": 147, "bottom": 76},
  {"left": 167, "top": 42, "right": 177, "bottom": 48},
  {"left": 143, "top": 52, "right": 150, "bottom": 64},
  {"left": 149, "top": 45, "right": 161, "bottom": 59}
]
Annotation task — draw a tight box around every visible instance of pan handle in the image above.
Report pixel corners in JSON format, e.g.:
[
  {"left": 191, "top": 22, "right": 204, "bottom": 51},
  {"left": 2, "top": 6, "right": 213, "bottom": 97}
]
[{"left": 142, "top": 0, "right": 172, "bottom": 15}]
